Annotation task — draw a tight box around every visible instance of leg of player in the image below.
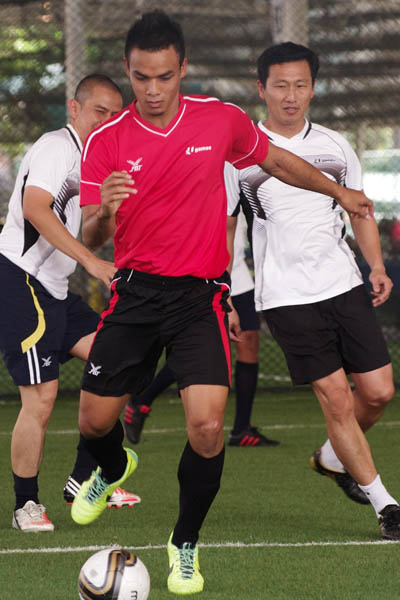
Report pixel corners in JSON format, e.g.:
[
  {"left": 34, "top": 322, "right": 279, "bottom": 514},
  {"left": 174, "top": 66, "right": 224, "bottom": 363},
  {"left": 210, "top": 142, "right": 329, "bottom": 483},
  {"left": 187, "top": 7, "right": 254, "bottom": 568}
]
[
  {"left": 229, "top": 330, "right": 279, "bottom": 447},
  {"left": 351, "top": 363, "right": 394, "bottom": 431},
  {"left": 123, "top": 362, "right": 176, "bottom": 444},
  {"left": 11, "top": 380, "right": 57, "bottom": 532},
  {"left": 70, "top": 391, "right": 138, "bottom": 525},
  {"left": 167, "top": 384, "right": 228, "bottom": 595},
  {"left": 63, "top": 333, "right": 140, "bottom": 509},
  {"left": 312, "top": 368, "right": 400, "bottom": 540},
  {"left": 313, "top": 363, "right": 394, "bottom": 505}
]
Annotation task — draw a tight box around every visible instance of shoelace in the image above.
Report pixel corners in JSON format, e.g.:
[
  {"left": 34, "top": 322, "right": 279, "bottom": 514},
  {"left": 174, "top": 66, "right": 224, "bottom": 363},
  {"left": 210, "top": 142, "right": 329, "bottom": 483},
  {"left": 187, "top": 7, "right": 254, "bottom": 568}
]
[
  {"left": 25, "top": 503, "right": 44, "bottom": 520},
  {"left": 85, "top": 471, "right": 109, "bottom": 504},
  {"left": 178, "top": 543, "right": 196, "bottom": 579}
]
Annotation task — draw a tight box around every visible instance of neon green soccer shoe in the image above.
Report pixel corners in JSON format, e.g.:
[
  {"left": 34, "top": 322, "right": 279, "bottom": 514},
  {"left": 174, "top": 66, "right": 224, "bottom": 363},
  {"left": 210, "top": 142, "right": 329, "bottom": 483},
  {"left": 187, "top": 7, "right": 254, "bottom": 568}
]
[
  {"left": 71, "top": 448, "right": 138, "bottom": 525},
  {"left": 167, "top": 532, "right": 204, "bottom": 594}
]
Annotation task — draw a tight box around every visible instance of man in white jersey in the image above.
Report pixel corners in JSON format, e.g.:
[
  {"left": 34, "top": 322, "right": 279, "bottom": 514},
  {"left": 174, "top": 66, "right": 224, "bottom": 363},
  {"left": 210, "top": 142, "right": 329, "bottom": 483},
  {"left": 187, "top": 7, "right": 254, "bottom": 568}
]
[
  {"left": 225, "top": 42, "right": 400, "bottom": 541},
  {"left": 0, "top": 74, "right": 139, "bottom": 532}
]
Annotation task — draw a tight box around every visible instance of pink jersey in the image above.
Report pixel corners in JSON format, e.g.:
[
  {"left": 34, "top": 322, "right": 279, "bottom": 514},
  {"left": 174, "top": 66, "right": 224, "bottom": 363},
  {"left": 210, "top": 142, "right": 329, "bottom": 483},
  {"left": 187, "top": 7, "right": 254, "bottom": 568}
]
[{"left": 80, "top": 94, "right": 268, "bottom": 278}]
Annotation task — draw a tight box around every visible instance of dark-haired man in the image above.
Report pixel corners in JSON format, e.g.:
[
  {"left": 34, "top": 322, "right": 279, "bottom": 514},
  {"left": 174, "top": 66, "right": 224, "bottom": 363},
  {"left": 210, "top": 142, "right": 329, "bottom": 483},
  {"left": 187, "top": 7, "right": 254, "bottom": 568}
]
[
  {"left": 0, "top": 74, "right": 140, "bottom": 533},
  {"left": 71, "top": 12, "right": 373, "bottom": 595},
  {"left": 225, "top": 42, "right": 400, "bottom": 541}
]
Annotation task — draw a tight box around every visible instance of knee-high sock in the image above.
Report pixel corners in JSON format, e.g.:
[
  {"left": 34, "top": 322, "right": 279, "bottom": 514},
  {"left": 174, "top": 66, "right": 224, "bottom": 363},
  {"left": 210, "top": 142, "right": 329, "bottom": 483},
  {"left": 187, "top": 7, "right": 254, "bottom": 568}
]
[
  {"left": 232, "top": 361, "right": 259, "bottom": 434},
  {"left": 69, "top": 435, "right": 98, "bottom": 483},
  {"left": 82, "top": 420, "right": 127, "bottom": 483},
  {"left": 172, "top": 441, "right": 225, "bottom": 547}
]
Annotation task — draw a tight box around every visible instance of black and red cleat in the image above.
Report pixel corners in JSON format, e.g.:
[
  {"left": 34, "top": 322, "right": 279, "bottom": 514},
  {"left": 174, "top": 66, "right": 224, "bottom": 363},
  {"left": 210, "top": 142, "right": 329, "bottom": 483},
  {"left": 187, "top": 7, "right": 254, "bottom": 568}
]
[
  {"left": 123, "top": 401, "right": 151, "bottom": 444},
  {"left": 228, "top": 426, "right": 280, "bottom": 447}
]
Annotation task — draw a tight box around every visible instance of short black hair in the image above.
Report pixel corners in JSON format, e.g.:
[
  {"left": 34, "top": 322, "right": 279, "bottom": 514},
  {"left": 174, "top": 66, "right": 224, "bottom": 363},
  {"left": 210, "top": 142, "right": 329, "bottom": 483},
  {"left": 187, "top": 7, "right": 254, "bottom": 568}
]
[
  {"left": 257, "top": 42, "right": 320, "bottom": 87},
  {"left": 74, "top": 74, "right": 122, "bottom": 104},
  {"left": 124, "top": 10, "right": 185, "bottom": 65}
]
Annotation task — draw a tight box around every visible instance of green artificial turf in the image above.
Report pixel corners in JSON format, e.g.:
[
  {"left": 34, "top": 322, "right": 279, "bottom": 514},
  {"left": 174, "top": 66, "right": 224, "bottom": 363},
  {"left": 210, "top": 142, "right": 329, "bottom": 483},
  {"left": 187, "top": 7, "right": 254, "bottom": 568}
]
[{"left": 0, "top": 390, "right": 399, "bottom": 599}]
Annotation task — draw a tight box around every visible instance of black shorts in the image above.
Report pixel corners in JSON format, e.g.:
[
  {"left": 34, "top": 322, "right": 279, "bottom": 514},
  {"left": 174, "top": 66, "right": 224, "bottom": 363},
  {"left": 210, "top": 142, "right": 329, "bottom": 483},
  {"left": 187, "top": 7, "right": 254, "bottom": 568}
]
[
  {"left": 231, "top": 289, "right": 260, "bottom": 331},
  {"left": 81, "top": 269, "right": 232, "bottom": 397},
  {"left": 0, "top": 254, "right": 99, "bottom": 386},
  {"left": 263, "top": 284, "right": 391, "bottom": 385}
]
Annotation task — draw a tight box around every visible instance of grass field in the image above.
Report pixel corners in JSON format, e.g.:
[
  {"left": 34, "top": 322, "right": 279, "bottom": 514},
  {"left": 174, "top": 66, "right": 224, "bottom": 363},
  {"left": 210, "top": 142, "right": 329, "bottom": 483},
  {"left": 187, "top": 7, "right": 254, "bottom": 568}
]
[{"left": 1, "top": 390, "right": 400, "bottom": 599}]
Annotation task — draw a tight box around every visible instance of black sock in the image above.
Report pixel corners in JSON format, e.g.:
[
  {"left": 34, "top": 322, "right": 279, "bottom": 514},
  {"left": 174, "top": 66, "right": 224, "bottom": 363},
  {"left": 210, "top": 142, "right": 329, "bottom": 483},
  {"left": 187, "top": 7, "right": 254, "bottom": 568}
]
[
  {"left": 69, "top": 435, "right": 98, "bottom": 484},
  {"left": 82, "top": 420, "right": 127, "bottom": 483},
  {"left": 232, "top": 361, "right": 259, "bottom": 435},
  {"left": 131, "top": 363, "right": 176, "bottom": 408},
  {"left": 172, "top": 442, "right": 225, "bottom": 547},
  {"left": 13, "top": 473, "right": 39, "bottom": 510}
]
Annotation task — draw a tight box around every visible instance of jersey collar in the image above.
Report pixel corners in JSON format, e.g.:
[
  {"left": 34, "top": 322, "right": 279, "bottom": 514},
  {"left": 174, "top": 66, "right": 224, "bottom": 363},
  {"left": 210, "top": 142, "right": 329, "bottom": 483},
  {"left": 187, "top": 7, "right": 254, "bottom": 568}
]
[
  {"left": 258, "top": 119, "right": 311, "bottom": 145},
  {"left": 65, "top": 124, "right": 83, "bottom": 153},
  {"left": 129, "top": 95, "right": 186, "bottom": 138}
]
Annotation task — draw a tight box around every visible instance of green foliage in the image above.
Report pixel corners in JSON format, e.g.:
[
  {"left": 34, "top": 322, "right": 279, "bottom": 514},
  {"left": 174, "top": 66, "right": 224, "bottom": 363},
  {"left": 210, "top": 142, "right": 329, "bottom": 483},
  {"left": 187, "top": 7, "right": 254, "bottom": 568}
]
[{"left": 0, "top": 23, "right": 65, "bottom": 148}]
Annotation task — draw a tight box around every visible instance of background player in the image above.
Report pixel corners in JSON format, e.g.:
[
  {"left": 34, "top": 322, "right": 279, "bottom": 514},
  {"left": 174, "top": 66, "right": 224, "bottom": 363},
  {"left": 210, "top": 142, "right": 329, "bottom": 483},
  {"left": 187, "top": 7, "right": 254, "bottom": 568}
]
[
  {"left": 0, "top": 74, "right": 138, "bottom": 532},
  {"left": 225, "top": 42, "right": 400, "bottom": 540},
  {"left": 71, "top": 12, "right": 373, "bottom": 595}
]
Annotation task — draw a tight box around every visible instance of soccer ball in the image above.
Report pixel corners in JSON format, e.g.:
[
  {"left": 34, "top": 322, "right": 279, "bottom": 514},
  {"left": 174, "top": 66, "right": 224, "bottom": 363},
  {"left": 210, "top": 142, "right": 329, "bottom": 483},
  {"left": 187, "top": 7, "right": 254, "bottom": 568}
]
[{"left": 78, "top": 548, "right": 150, "bottom": 600}]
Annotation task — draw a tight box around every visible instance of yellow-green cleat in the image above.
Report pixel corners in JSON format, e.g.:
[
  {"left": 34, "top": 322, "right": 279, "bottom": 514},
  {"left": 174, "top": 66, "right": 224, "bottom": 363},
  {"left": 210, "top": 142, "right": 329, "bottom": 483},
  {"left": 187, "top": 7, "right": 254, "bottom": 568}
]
[
  {"left": 167, "top": 532, "right": 204, "bottom": 595},
  {"left": 71, "top": 448, "right": 138, "bottom": 525}
]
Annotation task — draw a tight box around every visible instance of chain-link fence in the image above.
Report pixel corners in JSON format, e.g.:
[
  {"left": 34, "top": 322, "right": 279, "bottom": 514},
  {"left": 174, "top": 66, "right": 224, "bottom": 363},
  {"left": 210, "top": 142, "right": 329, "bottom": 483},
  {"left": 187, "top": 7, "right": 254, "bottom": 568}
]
[{"left": 1, "top": 0, "right": 400, "bottom": 395}]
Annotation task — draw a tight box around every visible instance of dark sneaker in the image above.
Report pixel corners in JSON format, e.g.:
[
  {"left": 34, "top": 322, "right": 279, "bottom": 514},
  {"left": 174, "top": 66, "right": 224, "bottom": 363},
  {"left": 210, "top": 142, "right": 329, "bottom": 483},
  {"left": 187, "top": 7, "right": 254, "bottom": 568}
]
[
  {"left": 310, "top": 449, "right": 370, "bottom": 505},
  {"left": 378, "top": 504, "right": 400, "bottom": 540},
  {"left": 228, "top": 426, "right": 280, "bottom": 447},
  {"left": 123, "top": 402, "right": 151, "bottom": 444}
]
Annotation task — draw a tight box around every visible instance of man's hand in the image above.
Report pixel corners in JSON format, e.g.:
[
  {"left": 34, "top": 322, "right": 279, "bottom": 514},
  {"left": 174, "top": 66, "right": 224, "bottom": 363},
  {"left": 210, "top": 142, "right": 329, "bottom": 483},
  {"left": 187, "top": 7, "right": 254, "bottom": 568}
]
[
  {"left": 335, "top": 188, "right": 374, "bottom": 219},
  {"left": 369, "top": 267, "right": 393, "bottom": 307},
  {"left": 228, "top": 303, "right": 242, "bottom": 342},
  {"left": 98, "top": 170, "right": 137, "bottom": 219},
  {"left": 82, "top": 255, "right": 117, "bottom": 288}
]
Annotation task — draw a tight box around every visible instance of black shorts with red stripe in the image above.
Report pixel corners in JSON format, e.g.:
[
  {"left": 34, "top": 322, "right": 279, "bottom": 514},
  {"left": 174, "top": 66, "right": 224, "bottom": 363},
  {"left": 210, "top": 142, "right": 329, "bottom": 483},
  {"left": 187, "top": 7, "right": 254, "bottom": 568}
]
[{"left": 81, "top": 269, "right": 232, "bottom": 397}]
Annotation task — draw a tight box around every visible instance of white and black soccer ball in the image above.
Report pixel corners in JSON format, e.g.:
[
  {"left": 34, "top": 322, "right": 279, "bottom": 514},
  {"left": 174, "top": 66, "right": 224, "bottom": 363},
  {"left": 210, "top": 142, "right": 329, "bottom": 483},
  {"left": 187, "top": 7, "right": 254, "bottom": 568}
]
[{"left": 78, "top": 548, "right": 150, "bottom": 600}]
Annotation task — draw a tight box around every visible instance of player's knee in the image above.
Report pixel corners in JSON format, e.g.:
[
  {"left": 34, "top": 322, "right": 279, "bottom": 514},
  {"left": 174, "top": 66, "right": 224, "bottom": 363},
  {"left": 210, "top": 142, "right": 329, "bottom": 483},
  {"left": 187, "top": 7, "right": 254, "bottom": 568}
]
[
  {"left": 361, "top": 381, "right": 394, "bottom": 410},
  {"left": 189, "top": 418, "right": 223, "bottom": 455},
  {"left": 22, "top": 388, "right": 56, "bottom": 428},
  {"left": 324, "top": 387, "right": 354, "bottom": 424},
  {"left": 79, "top": 415, "right": 109, "bottom": 438}
]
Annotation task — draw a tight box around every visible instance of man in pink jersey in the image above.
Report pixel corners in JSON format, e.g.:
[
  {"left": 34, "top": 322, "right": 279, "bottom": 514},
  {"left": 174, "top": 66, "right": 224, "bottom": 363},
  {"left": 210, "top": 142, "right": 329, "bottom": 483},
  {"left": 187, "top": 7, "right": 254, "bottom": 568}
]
[{"left": 71, "top": 10, "right": 373, "bottom": 595}]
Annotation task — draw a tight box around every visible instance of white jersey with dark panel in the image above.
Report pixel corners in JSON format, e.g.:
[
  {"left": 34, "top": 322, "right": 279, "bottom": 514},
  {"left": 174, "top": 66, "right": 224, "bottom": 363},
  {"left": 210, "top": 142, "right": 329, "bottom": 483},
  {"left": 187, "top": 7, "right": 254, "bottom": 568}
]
[
  {"left": 225, "top": 119, "right": 363, "bottom": 311},
  {"left": 0, "top": 124, "right": 82, "bottom": 300},
  {"left": 231, "top": 211, "right": 254, "bottom": 297}
]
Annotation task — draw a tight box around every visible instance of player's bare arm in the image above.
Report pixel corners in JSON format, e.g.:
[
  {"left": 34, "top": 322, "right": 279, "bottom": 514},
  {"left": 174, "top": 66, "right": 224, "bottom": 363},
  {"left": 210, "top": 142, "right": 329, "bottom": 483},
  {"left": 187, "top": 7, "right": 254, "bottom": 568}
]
[
  {"left": 82, "top": 171, "right": 137, "bottom": 250},
  {"left": 226, "top": 215, "right": 241, "bottom": 342},
  {"left": 259, "top": 143, "right": 373, "bottom": 219},
  {"left": 350, "top": 215, "right": 393, "bottom": 307},
  {"left": 23, "top": 185, "right": 116, "bottom": 287}
]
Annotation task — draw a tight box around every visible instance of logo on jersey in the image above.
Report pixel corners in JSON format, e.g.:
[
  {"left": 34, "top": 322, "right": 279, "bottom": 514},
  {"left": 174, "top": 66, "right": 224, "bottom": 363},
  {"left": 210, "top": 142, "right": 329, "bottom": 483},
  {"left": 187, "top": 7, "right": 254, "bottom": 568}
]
[
  {"left": 127, "top": 158, "right": 143, "bottom": 172},
  {"left": 185, "top": 145, "right": 212, "bottom": 156},
  {"left": 88, "top": 362, "right": 102, "bottom": 376},
  {"left": 41, "top": 356, "right": 52, "bottom": 367}
]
